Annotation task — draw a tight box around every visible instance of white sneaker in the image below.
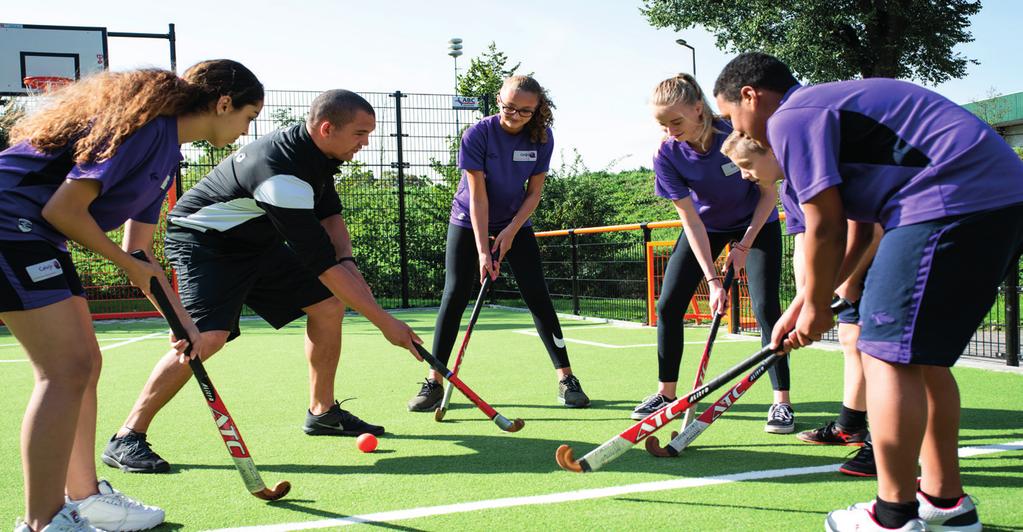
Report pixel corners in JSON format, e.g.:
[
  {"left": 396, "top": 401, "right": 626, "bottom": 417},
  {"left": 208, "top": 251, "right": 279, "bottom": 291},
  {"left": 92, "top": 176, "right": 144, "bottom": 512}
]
[
  {"left": 825, "top": 501, "right": 926, "bottom": 531},
  {"left": 14, "top": 503, "right": 99, "bottom": 531},
  {"left": 916, "top": 491, "right": 982, "bottom": 532},
  {"left": 765, "top": 402, "right": 795, "bottom": 434},
  {"left": 70, "top": 480, "right": 164, "bottom": 531}
]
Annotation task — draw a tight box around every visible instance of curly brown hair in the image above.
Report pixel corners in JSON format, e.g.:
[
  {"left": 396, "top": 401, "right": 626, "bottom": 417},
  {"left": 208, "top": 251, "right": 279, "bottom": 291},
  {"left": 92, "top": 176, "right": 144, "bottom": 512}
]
[
  {"left": 501, "top": 75, "right": 554, "bottom": 144},
  {"left": 10, "top": 59, "right": 262, "bottom": 165}
]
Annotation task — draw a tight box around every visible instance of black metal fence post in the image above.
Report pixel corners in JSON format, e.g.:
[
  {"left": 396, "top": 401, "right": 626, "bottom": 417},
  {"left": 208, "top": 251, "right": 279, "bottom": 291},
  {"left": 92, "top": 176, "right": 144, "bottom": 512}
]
[
  {"left": 570, "top": 230, "right": 580, "bottom": 315},
  {"left": 729, "top": 252, "right": 740, "bottom": 333},
  {"left": 481, "top": 94, "right": 491, "bottom": 117},
  {"left": 1006, "top": 262, "right": 1020, "bottom": 367},
  {"left": 641, "top": 223, "right": 652, "bottom": 325},
  {"left": 391, "top": 91, "right": 410, "bottom": 308}
]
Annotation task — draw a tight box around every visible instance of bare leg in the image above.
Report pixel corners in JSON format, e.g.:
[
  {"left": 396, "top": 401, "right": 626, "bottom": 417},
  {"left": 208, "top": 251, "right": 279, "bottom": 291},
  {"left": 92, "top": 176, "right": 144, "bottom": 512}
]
[
  {"left": 838, "top": 323, "right": 867, "bottom": 411},
  {"left": 5, "top": 297, "right": 96, "bottom": 531},
  {"left": 303, "top": 297, "right": 345, "bottom": 415},
  {"left": 918, "top": 366, "right": 963, "bottom": 499},
  {"left": 862, "top": 353, "right": 927, "bottom": 503},
  {"left": 117, "top": 330, "right": 230, "bottom": 437}
]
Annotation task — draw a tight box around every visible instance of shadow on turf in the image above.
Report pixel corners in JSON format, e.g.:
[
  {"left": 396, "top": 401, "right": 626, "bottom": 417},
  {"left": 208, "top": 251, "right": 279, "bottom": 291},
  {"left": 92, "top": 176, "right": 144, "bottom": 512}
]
[
  {"left": 170, "top": 432, "right": 856, "bottom": 478},
  {"left": 262, "top": 500, "right": 426, "bottom": 531},
  {"left": 613, "top": 497, "right": 825, "bottom": 516}
]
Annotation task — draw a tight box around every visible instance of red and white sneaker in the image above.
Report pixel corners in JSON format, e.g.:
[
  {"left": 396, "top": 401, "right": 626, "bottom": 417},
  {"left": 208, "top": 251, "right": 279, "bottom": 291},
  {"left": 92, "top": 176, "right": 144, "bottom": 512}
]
[
  {"left": 916, "top": 491, "right": 981, "bottom": 532},
  {"left": 825, "top": 501, "right": 926, "bottom": 532}
]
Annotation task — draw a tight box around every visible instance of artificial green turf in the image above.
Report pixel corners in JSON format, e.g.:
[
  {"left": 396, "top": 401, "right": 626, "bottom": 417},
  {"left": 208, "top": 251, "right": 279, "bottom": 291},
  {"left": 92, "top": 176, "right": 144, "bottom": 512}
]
[{"left": 1, "top": 309, "right": 1021, "bottom": 531}]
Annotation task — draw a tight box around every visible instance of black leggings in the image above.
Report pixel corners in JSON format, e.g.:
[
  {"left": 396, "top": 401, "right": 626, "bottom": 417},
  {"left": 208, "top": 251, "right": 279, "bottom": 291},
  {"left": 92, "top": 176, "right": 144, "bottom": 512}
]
[
  {"left": 656, "top": 220, "right": 786, "bottom": 390},
  {"left": 433, "top": 223, "right": 570, "bottom": 369}
]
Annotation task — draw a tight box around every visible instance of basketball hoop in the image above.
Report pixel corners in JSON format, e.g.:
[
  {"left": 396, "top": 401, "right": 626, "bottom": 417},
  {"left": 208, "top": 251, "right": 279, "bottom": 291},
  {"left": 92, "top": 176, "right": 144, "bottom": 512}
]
[{"left": 23, "top": 76, "right": 73, "bottom": 94}]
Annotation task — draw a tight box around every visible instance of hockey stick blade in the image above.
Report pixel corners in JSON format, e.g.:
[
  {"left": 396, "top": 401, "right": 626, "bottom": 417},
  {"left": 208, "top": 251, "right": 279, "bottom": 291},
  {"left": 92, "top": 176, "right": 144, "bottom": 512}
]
[{"left": 414, "top": 343, "right": 524, "bottom": 432}]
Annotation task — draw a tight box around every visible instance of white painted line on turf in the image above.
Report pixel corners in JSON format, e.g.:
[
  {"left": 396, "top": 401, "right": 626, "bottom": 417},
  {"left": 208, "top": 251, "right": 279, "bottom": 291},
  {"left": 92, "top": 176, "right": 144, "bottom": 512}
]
[
  {"left": 512, "top": 329, "right": 753, "bottom": 349},
  {"left": 0, "top": 331, "right": 167, "bottom": 363},
  {"left": 207, "top": 440, "right": 1023, "bottom": 532},
  {"left": 99, "top": 331, "right": 167, "bottom": 351}
]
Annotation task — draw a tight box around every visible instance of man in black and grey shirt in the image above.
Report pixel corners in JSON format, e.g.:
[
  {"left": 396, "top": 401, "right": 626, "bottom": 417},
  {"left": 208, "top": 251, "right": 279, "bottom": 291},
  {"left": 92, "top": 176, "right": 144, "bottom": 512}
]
[{"left": 102, "top": 90, "right": 423, "bottom": 473}]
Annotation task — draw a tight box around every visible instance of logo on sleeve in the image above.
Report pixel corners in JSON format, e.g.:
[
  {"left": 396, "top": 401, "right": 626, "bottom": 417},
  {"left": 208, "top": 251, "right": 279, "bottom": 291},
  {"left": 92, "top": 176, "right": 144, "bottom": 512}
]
[
  {"left": 161, "top": 174, "right": 173, "bottom": 190},
  {"left": 236, "top": 152, "right": 247, "bottom": 163},
  {"left": 513, "top": 150, "right": 538, "bottom": 162},
  {"left": 17, "top": 218, "right": 32, "bottom": 233},
  {"left": 721, "top": 162, "right": 740, "bottom": 176},
  {"left": 26, "top": 259, "right": 63, "bottom": 283}
]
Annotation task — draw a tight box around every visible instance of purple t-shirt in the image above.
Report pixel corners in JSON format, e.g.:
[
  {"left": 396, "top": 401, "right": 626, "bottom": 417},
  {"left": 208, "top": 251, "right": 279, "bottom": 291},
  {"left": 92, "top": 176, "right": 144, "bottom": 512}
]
[
  {"left": 450, "top": 115, "right": 554, "bottom": 231},
  {"left": 0, "top": 116, "right": 181, "bottom": 249},
  {"left": 780, "top": 180, "right": 805, "bottom": 235},
  {"left": 653, "top": 119, "right": 779, "bottom": 232},
  {"left": 768, "top": 79, "right": 1023, "bottom": 229}
]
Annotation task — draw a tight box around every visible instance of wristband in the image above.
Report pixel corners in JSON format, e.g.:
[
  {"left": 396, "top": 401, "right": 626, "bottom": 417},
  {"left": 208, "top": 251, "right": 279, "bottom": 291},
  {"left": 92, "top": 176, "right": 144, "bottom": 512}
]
[{"left": 337, "top": 256, "right": 357, "bottom": 266}]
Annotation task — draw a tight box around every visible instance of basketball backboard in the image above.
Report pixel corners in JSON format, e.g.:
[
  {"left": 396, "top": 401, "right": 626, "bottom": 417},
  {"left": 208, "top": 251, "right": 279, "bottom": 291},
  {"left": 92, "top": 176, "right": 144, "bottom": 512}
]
[{"left": 0, "top": 23, "right": 108, "bottom": 96}]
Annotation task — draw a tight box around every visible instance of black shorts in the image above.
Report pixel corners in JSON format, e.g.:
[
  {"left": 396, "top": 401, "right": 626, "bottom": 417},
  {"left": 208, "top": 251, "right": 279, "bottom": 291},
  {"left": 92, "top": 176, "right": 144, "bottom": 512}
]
[
  {"left": 0, "top": 240, "right": 83, "bottom": 312},
  {"left": 165, "top": 237, "right": 333, "bottom": 341}
]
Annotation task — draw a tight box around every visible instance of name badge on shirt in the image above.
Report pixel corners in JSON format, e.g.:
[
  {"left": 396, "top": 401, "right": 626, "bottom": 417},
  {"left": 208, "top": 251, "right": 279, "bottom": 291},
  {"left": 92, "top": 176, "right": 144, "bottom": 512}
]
[
  {"left": 721, "top": 162, "right": 740, "bottom": 176},
  {"left": 513, "top": 150, "right": 538, "bottom": 162},
  {"left": 26, "top": 259, "right": 63, "bottom": 283}
]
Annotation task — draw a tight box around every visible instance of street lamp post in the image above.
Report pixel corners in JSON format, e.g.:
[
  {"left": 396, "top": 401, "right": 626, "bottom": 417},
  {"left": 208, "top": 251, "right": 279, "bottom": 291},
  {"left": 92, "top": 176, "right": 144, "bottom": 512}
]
[
  {"left": 448, "top": 38, "right": 463, "bottom": 135},
  {"left": 675, "top": 38, "right": 696, "bottom": 77},
  {"left": 448, "top": 38, "right": 463, "bottom": 94}
]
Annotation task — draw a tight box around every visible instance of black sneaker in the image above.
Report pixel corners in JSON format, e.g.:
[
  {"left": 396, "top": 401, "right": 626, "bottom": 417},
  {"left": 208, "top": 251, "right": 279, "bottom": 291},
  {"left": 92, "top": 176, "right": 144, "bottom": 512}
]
[
  {"left": 101, "top": 430, "right": 170, "bottom": 474},
  {"left": 839, "top": 436, "right": 877, "bottom": 477},
  {"left": 557, "top": 374, "right": 590, "bottom": 408},
  {"left": 304, "top": 400, "right": 384, "bottom": 436},
  {"left": 797, "top": 421, "right": 869, "bottom": 446},
  {"left": 631, "top": 393, "right": 674, "bottom": 420},
  {"left": 765, "top": 403, "right": 795, "bottom": 434},
  {"left": 407, "top": 379, "right": 443, "bottom": 412}
]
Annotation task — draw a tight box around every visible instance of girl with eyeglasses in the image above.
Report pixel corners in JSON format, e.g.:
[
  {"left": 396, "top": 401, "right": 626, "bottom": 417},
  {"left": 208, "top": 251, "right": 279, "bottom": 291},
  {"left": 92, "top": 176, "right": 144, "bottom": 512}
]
[{"left": 406, "top": 75, "right": 592, "bottom": 412}]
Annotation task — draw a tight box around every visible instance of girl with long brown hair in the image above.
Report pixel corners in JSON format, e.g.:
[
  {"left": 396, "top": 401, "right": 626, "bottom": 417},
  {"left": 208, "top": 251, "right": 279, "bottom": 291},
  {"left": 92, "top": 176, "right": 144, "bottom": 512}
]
[
  {"left": 407, "top": 75, "right": 592, "bottom": 411},
  {"left": 2, "top": 59, "right": 262, "bottom": 532}
]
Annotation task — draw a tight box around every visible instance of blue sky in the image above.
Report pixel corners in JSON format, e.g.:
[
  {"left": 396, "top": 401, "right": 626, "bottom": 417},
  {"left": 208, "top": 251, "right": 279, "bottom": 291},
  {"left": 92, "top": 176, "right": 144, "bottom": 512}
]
[{"left": 3, "top": 1, "right": 1020, "bottom": 170}]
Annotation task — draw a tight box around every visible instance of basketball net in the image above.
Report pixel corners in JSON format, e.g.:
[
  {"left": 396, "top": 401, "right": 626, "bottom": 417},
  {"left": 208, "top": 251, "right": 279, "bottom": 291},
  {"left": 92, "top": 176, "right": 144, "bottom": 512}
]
[{"left": 23, "top": 76, "right": 73, "bottom": 95}]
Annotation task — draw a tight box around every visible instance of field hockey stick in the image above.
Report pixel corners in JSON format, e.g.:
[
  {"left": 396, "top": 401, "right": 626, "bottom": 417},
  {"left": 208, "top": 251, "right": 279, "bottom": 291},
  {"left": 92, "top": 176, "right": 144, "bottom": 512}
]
[
  {"left": 414, "top": 343, "right": 524, "bottom": 432},
  {"left": 556, "top": 343, "right": 778, "bottom": 473},
  {"left": 435, "top": 255, "right": 498, "bottom": 422},
  {"left": 647, "top": 297, "right": 853, "bottom": 457},
  {"left": 130, "top": 250, "right": 290, "bottom": 501},
  {"left": 681, "top": 265, "right": 735, "bottom": 429}
]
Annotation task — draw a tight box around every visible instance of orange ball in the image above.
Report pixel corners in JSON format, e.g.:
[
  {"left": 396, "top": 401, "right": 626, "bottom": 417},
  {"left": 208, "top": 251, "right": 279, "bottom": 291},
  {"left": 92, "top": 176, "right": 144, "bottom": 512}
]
[{"left": 356, "top": 433, "right": 378, "bottom": 453}]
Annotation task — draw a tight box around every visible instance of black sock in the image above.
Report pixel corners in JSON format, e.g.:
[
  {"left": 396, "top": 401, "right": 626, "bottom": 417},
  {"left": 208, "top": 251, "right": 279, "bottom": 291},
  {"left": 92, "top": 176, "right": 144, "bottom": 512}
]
[
  {"left": 873, "top": 497, "right": 919, "bottom": 529},
  {"left": 836, "top": 406, "right": 867, "bottom": 432},
  {"left": 920, "top": 491, "right": 962, "bottom": 509}
]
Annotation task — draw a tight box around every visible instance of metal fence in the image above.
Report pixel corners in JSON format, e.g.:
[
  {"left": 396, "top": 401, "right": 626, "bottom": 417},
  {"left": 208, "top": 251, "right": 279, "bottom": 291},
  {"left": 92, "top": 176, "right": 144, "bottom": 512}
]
[{"left": 497, "top": 220, "right": 1021, "bottom": 366}]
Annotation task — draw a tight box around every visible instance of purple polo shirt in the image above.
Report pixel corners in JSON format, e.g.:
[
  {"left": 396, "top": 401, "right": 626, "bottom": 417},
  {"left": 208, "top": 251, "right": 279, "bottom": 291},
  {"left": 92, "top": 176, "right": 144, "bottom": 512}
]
[
  {"left": 653, "top": 119, "right": 779, "bottom": 232},
  {"left": 450, "top": 115, "right": 554, "bottom": 231},
  {"left": 780, "top": 180, "right": 805, "bottom": 235},
  {"left": 0, "top": 116, "right": 181, "bottom": 249},
  {"left": 768, "top": 79, "right": 1023, "bottom": 229}
]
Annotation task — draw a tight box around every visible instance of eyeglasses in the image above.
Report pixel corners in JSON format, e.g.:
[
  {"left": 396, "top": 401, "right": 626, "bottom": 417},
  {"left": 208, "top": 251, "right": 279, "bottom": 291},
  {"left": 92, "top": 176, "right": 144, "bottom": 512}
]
[{"left": 497, "top": 99, "right": 535, "bottom": 117}]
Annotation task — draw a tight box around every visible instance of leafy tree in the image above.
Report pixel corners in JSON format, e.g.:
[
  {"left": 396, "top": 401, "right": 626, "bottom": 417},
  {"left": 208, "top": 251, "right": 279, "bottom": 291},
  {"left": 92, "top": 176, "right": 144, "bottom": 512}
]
[
  {"left": 0, "top": 97, "right": 25, "bottom": 150},
  {"left": 456, "top": 42, "right": 524, "bottom": 114},
  {"left": 968, "top": 87, "right": 1011, "bottom": 125},
  {"left": 641, "top": 0, "right": 981, "bottom": 83}
]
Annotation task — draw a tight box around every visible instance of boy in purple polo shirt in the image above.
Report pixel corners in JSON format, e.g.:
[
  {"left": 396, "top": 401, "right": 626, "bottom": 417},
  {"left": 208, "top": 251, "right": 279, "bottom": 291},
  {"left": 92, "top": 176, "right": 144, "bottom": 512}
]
[
  {"left": 638, "top": 73, "right": 789, "bottom": 432},
  {"left": 408, "top": 75, "right": 591, "bottom": 411},
  {"left": 1, "top": 60, "right": 263, "bottom": 532},
  {"left": 715, "top": 52, "right": 1023, "bottom": 532}
]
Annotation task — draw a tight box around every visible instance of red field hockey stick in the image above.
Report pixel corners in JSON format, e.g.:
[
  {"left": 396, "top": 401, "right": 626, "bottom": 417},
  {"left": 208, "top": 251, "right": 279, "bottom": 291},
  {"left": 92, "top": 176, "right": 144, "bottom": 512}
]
[
  {"left": 435, "top": 258, "right": 497, "bottom": 422},
  {"left": 680, "top": 265, "right": 735, "bottom": 428},
  {"left": 413, "top": 343, "right": 524, "bottom": 432},
  {"left": 131, "top": 250, "right": 289, "bottom": 501},
  {"left": 647, "top": 298, "right": 852, "bottom": 457}
]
